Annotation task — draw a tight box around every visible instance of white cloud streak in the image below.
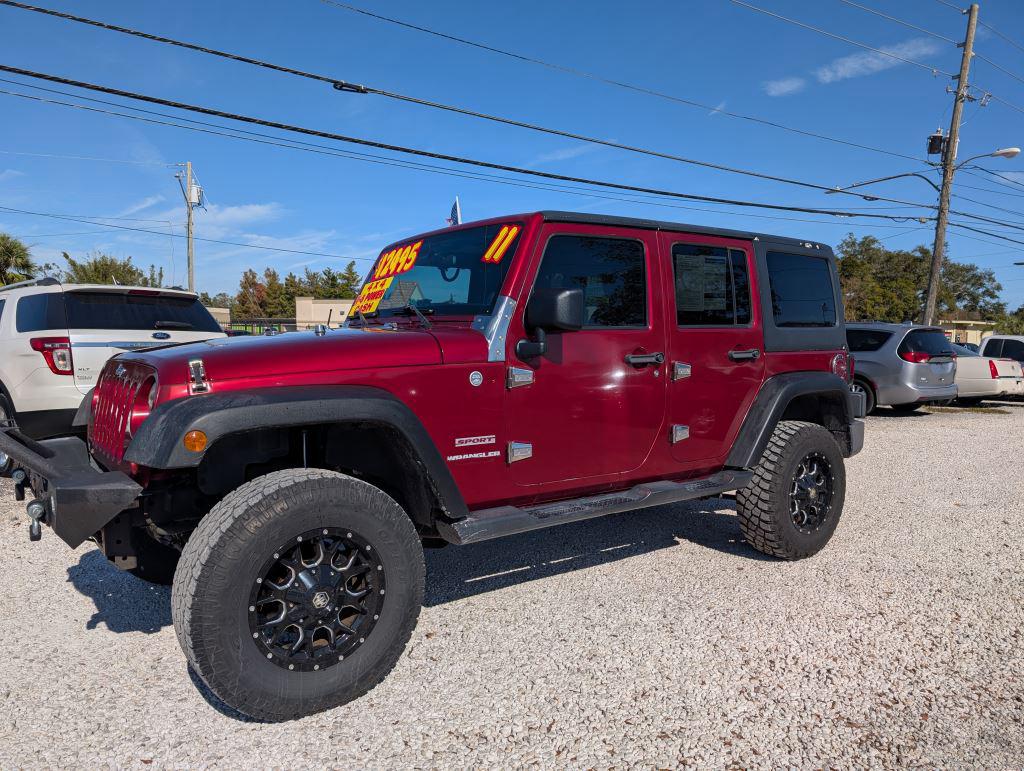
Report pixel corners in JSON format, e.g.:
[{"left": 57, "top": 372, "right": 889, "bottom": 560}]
[
  {"left": 815, "top": 38, "right": 942, "bottom": 84},
  {"left": 763, "top": 77, "right": 806, "bottom": 97}
]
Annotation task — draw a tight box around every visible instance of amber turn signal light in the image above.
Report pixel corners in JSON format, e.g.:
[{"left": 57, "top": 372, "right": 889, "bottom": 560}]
[{"left": 183, "top": 430, "right": 207, "bottom": 453}]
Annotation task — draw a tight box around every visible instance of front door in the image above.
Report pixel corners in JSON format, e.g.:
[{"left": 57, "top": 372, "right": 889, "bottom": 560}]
[
  {"left": 659, "top": 233, "right": 765, "bottom": 464},
  {"left": 506, "top": 224, "right": 667, "bottom": 487}
]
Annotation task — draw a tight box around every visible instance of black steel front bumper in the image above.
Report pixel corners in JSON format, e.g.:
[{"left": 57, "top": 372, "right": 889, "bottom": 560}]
[{"left": 0, "top": 428, "right": 141, "bottom": 548}]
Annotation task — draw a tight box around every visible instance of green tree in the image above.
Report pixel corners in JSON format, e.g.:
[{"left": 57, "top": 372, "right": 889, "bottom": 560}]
[
  {"left": 995, "top": 304, "right": 1024, "bottom": 335},
  {"left": 60, "top": 252, "right": 164, "bottom": 287},
  {"left": 0, "top": 233, "right": 34, "bottom": 285},
  {"left": 262, "top": 268, "right": 291, "bottom": 317},
  {"left": 937, "top": 260, "right": 1005, "bottom": 320},
  {"left": 340, "top": 260, "right": 363, "bottom": 297},
  {"left": 233, "top": 269, "right": 267, "bottom": 318},
  {"left": 198, "top": 291, "right": 234, "bottom": 309}
]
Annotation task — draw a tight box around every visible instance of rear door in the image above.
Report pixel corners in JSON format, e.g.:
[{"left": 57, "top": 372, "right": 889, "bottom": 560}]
[
  {"left": 897, "top": 328, "right": 956, "bottom": 392},
  {"left": 505, "top": 223, "right": 666, "bottom": 486},
  {"left": 65, "top": 289, "right": 225, "bottom": 394},
  {"left": 659, "top": 233, "right": 765, "bottom": 463}
]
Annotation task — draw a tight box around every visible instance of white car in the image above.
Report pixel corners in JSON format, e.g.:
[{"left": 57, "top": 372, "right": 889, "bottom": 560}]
[
  {"left": 951, "top": 343, "right": 1024, "bottom": 404},
  {"left": 0, "top": 278, "right": 225, "bottom": 471}
]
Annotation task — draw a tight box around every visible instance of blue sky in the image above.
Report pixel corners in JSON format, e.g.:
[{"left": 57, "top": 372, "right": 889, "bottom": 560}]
[{"left": 1, "top": 0, "right": 1023, "bottom": 307}]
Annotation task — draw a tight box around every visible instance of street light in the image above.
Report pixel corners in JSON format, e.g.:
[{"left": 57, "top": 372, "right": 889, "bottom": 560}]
[{"left": 825, "top": 148, "right": 1021, "bottom": 196}]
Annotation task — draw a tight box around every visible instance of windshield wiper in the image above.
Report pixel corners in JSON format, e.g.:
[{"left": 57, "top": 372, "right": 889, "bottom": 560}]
[
  {"left": 154, "top": 320, "right": 192, "bottom": 330},
  {"left": 398, "top": 303, "right": 433, "bottom": 329}
]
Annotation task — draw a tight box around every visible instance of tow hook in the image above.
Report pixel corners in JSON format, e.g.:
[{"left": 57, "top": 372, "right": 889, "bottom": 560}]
[
  {"left": 11, "top": 468, "right": 26, "bottom": 502},
  {"left": 26, "top": 499, "right": 46, "bottom": 542}
]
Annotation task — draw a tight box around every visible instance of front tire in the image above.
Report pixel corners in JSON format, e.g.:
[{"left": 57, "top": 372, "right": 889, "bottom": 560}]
[
  {"left": 171, "top": 469, "right": 425, "bottom": 721},
  {"left": 736, "top": 421, "right": 846, "bottom": 560}
]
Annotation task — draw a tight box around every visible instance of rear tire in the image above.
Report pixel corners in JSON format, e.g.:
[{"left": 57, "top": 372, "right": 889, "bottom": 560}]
[
  {"left": 171, "top": 468, "right": 424, "bottom": 722},
  {"left": 890, "top": 402, "right": 922, "bottom": 413},
  {"left": 736, "top": 420, "right": 846, "bottom": 560},
  {"left": 850, "top": 378, "right": 876, "bottom": 415}
]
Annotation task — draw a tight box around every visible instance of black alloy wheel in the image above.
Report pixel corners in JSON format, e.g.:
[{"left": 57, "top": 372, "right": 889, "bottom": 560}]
[
  {"left": 789, "top": 452, "right": 834, "bottom": 533},
  {"left": 250, "top": 527, "right": 386, "bottom": 672}
]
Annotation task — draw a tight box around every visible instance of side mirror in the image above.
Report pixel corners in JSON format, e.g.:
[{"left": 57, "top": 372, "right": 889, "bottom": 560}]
[
  {"left": 525, "top": 288, "right": 585, "bottom": 332},
  {"left": 517, "top": 288, "right": 585, "bottom": 359}
]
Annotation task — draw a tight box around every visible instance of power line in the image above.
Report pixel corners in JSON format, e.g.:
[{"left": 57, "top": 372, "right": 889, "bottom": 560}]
[
  {"left": 0, "top": 204, "right": 368, "bottom": 260},
  {"left": 0, "top": 83, "right": 931, "bottom": 235},
  {"left": 311, "top": 0, "right": 924, "bottom": 163},
  {"left": 978, "top": 19, "right": 1024, "bottom": 55},
  {"left": 0, "top": 64, "right": 939, "bottom": 224},
  {"left": 728, "top": 0, "right": 957, "bottom": 78},
  {"left": 973, "top": 52, "right": 1024, "bottom": 87},
  {"left": 932, "top": 0, "right": 963, "bottom": 11},
  {"left": 834, "top": 0, "right": 957, "bottom": 44},
  {"left": 969, "top": 166, "right": 1024, "bottom": 191},
  {"left": 0, "top": 2, "right": 932, "bottom": 204}
]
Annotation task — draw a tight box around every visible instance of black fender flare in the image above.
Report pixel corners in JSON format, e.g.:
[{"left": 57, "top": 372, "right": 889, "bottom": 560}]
[
  {"left": 726, "top": 372, "right": 860, "bottom": 469},
  {"left": 124, "top": 385, "right": 468, "bottom": 518}
]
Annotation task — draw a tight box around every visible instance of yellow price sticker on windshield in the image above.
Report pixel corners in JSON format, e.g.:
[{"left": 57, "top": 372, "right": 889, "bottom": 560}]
[
  {"left": 351, "top": 276, "right": 394, "bottom": 315},
  {"left": 372, "top": 240, "right": 423, "bottom": 280}
]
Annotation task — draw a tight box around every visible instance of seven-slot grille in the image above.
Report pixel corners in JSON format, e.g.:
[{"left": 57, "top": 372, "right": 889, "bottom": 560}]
[{"left": 89, "top": 360, "right": 154, "bottom": 464}]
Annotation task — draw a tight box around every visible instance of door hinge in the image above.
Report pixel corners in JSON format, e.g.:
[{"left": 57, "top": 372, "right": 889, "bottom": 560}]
[
  {"left": 507, "top": 441, "right": 533, "bottom": 463},
  {"left": 670, "top": 425, "right": 690, "bottom": 444},
  {"left": 506, "top": 366, "right": 535, "bottom": 389},
  {"left": 671, "top": 362, "right": 692, "bottom": 381}
]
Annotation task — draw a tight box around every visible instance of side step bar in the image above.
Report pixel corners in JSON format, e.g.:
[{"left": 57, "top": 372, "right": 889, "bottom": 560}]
[{"left": 438, "top": 469, "right": 753, "bottom": 546}]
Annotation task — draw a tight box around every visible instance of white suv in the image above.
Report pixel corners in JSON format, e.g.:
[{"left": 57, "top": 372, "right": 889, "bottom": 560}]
[{"left": 0, "top": 278, "right": 226, "bottom": 471}]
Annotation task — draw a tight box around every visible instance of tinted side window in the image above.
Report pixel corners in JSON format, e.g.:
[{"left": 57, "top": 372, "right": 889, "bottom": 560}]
[
  {"left": 15, "top": 293, "right": 66, "bottom": 332},
  {"left": 847, "top": 329, "right": 892, "bottom": 352},
  {"left": 534, "top": 235, "right": 646, "bottom": 327},
  {"left": 981, "top": 338, "right": 1003, "bottom": 357},
  {"left": 0, "top": 299, "right": 5, "bottom": 325},
  {"left": 766, "top": 251, "right": 836, "bottom": 327},
  {"left": 673, "top": 244, "right": 751, "bottom": 326},
  {"left": 1002, "top": 339, "right": 1024, "bottom": 362}
]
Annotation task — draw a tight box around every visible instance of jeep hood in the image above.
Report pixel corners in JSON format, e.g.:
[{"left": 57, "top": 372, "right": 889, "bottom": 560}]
[{"left": 122, "top": 326, "right": 447, "bottom": 383}]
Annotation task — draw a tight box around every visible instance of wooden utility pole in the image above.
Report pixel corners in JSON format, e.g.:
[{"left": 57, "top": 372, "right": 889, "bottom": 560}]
[
  {"left": 185, "top": 161, "right": 195, "bottom": 293},
  {"left": 923, "top": 3, "right": 978, "bottom": 326}
]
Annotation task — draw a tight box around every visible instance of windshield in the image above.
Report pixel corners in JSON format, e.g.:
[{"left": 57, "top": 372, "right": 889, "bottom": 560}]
[{"left": 351, "top": 223, "right": 523, "bottom": 318}]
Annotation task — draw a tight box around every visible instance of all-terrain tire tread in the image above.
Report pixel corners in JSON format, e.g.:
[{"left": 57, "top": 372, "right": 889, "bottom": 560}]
[{"left": 170, "top": 468, "right": 425, "bottom": 721}]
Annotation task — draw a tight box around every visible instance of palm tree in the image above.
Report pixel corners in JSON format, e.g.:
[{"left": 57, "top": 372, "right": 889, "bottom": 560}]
[{"left": 0, "top": 233, "right": 34, "bottom": 285}]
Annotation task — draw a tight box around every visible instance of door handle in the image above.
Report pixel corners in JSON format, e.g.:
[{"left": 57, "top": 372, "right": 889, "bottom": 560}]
[
  {"left": 624, "top": 352, "right": 665, "bottom": 367},
  {"left": 728, "top": 348, "right": 761, "bottom": 362}
]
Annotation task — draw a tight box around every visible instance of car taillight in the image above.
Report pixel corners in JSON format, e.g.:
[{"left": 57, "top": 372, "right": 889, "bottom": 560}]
[
  {"left": 30, "top": 337, "right": 73, "bottom": 375},
  {"left": 990, "top": 360, "right": 999, "bottom": 379},
  {"left": 899, "top": 350, "right": 931, "bottom": 363},
  {"left": 831, "top": 351, "right": 852, "bottom": 383}
]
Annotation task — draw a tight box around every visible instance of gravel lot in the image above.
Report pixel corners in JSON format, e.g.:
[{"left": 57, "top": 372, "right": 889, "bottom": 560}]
[{"left": 1, "top": 403, "right": 1022, "bottom": 768}]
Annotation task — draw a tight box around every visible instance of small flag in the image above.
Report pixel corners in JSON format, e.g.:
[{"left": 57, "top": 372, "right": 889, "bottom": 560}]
[{"left": 446, "top": 196, "right": 462, "bottom": 226}]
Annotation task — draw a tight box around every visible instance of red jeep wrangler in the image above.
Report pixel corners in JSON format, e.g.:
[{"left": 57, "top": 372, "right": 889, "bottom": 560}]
[{"left": 1, "top": 211, "right": 864, "bottom": 721}]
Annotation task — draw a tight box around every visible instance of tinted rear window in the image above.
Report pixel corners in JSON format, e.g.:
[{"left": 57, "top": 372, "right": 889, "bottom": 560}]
[
  {"left": 951, "top": 343, "right": 979, "bottom": 357},
  {"left": 16, "top": 293, "right": 67, "bottom": 332},
  {"left": 766, "top": 251, "right": 836, "bottom": 327},
  {"left": 847, "top": 329, "right": 892, "bottom": 352},
  {"left": 898, "top": 329, "right": 954, "bottom": 356},
  {"left": 63, "top": 292, "right": 222, "bottom": 332}
]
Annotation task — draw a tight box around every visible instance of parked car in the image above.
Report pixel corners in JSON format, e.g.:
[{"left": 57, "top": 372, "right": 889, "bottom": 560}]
[
  {"left": 846, "top": 322, "right": 957, "bottom": 414},
  {"left": 1, "top": 211, "right": 865, "bottom": 721},
  {"left": 0, "top": 278, "right": 226, "bottom": 473},
  {"left": 979, "top": 335, "right": 1024, "bottom": 367},
  {"left": 958, "top": 342, "right": 980, "bottom": 353},
  {"left": 950, "top": 343, "right": 1024, "bottom": 404}
]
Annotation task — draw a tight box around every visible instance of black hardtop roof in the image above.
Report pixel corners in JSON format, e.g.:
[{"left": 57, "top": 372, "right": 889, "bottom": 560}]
[{"left": 539, "top": 210, "right": 830, "bottom": 250}]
